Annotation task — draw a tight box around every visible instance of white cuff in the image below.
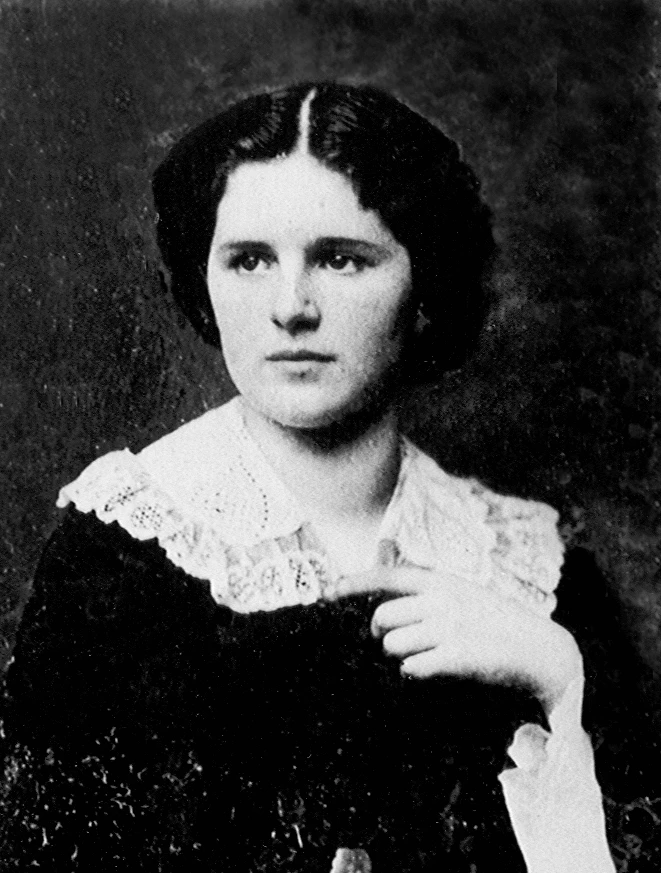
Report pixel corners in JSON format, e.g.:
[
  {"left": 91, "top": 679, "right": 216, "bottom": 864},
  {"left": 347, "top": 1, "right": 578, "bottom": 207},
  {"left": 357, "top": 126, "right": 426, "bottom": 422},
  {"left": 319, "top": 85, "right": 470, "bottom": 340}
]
[{"left": 499, "top": 675, "right": 615, "bottom": 872}]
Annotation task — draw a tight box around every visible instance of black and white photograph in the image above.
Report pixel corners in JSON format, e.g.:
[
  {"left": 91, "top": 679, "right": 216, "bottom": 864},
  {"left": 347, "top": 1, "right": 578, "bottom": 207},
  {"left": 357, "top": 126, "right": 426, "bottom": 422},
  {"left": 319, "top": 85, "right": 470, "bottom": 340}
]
[{"left": 0, "top": 0, "right": 659, "bottom": 869}]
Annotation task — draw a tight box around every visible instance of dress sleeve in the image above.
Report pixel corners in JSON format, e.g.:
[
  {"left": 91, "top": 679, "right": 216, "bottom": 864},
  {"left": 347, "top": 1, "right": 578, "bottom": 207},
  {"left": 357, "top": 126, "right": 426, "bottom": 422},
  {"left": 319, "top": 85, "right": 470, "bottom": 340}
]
[
  {"left": 498, "top": 673, "right": 615, "bottom": 872},
  {"left": 498, "top": 547, "right": 660, "bottom": 872},
  {"left": 553, "top": 548, "right": 661, "bottom": 871},
  {"left": 0, "top": 506, "right": 223, "bottom": 867},
  {"left": 1, "top": 507, "right": 389, "bottom": 872},
  {"left": 2, "top": 506, "right": 218, "bottom": 743}
]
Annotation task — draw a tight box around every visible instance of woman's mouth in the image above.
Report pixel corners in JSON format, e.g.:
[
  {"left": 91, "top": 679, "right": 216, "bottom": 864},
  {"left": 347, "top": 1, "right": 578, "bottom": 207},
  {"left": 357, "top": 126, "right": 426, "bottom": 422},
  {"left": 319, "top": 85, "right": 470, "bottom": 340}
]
[{"left": 267, "top": 350, "right": 335, "bottom": 362}]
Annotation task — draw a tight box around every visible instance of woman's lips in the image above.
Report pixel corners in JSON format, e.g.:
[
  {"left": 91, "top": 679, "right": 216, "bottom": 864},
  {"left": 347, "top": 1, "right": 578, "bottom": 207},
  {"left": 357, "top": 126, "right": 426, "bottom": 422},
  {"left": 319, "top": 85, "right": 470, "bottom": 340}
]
[{"left": 266, "top": 351, "right": 335, "bottom": 362}]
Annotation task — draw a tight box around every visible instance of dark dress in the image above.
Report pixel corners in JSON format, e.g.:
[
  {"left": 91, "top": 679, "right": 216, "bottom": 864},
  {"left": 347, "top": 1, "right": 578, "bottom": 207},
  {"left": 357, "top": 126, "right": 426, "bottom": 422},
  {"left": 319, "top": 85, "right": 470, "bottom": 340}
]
[{"left": 0, "top": 508, "right": 657, "bottom": 871}]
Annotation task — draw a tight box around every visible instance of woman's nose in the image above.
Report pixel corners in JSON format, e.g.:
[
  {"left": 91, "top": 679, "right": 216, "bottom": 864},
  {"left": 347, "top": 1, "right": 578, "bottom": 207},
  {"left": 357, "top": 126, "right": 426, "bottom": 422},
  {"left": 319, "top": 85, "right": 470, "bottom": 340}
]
[{"left": 270, "top": 266, "right": 320, "bottom": 334}]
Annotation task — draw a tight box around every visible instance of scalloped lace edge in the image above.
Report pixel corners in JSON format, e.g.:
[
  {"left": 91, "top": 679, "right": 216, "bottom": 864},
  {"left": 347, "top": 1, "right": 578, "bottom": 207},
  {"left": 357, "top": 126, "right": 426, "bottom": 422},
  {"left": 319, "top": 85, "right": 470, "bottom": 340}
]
[{"left": 57, "top": 448, "right": 562, "bottom": 616}]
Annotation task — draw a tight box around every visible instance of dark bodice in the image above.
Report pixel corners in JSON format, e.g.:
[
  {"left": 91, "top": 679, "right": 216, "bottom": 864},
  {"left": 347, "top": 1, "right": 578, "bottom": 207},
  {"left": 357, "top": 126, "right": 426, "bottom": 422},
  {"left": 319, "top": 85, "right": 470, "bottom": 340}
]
[{"left": 0, "top": 509, "right": 656, "bottom": 871}]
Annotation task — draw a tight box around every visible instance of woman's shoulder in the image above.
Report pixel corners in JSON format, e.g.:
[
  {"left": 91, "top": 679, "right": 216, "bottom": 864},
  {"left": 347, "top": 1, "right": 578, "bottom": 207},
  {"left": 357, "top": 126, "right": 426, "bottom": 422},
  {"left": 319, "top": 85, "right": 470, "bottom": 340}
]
[
  {"left": 137, "top": 396, "right": 240, "bottom": 473},
  {"left": 57, "top": 397, "right": 240, "bottom": 514},
  {"left": 54, "top": 399, "right": 255, "bottom": 590},
  {"left": 57, "top": 395, "right": 299, "bottom": 549},
  {"left": 402, "top": 437, "right": 561, "bottom": 530}
]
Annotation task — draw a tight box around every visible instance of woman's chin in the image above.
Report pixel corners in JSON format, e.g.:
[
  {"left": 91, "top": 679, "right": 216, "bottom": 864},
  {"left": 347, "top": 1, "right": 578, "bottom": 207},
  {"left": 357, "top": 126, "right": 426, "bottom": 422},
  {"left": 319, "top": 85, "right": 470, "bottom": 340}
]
[
  {"left": 262, "top": 404, "right": 352, "bottom": 432},
  {"left": 240, "top": 389, "right": 375, "bottom": 433}
]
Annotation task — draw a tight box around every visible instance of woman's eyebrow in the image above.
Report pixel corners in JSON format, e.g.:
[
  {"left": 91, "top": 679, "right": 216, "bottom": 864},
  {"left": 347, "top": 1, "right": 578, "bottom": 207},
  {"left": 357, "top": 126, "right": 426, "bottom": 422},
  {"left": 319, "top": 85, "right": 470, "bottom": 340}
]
[
  {"left": 308, "top": 237, "right": 392, "bottom": 258},
  {"left": 216, "top": 237, "right": 393, "bottom": 258},
  {"left": 216, "top": 240, "right": 274, "bottom": 253}
]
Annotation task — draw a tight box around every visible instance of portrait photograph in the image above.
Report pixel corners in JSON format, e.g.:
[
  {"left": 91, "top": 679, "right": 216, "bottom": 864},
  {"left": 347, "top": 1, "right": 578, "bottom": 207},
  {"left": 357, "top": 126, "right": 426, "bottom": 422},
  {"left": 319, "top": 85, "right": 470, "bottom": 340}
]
[{"left": 0, "top": 0, "right": 659, "bottom": 869}]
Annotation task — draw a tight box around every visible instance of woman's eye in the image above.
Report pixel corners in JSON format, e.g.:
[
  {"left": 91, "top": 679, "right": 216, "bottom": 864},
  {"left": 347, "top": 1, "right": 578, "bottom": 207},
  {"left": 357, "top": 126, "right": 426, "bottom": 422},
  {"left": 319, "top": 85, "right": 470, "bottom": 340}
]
[
  {"left": 229, "top": 252, "right": 271, "bottom": 274},
  {"left": 321, "top": 253, "right": 364, "bottom": 273}
]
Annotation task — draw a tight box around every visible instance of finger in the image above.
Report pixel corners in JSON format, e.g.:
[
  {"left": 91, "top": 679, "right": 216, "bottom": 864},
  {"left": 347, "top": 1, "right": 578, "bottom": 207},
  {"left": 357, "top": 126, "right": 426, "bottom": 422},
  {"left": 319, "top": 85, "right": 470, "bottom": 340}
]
[
  {"left": 371, "top": 595, "right": 426, "bottom": 637},
  {"left": 331, "top": 570, "right": 391, "bottom": 600},
  {"left": 335, "top": 567, "right": 438, "bottom": 601},
  {"left": 382, "top": 624, "right": 439, "bottom": 659},
  {"left": 401, "top": 646, "right": 467, "bottom": 680},
  {"left": 379, "top": 567, "right": 436, "bottom": 596},
  {"left": 332, "top": 567, "right": 444, "bottom": 603}
]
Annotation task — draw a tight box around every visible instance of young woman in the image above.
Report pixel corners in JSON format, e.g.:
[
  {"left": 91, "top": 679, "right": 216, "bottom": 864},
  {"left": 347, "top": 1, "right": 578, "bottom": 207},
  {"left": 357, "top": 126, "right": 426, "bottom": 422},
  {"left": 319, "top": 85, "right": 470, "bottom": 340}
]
[{"left": 0, "top": 82, "right": 621, "bottom": 871}]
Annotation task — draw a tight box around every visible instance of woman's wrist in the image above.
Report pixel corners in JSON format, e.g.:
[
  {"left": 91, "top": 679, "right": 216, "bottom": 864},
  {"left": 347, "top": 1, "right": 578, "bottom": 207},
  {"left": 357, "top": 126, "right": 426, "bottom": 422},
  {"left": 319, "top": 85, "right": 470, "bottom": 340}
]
[{"left": 533, "top": 622, "right": 584, "bottom": 719}]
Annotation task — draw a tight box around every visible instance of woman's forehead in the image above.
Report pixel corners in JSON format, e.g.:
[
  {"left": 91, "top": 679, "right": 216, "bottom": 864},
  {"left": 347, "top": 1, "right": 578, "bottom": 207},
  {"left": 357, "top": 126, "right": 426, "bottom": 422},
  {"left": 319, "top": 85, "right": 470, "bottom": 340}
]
[{"left": 213, "top": 153, "right": 395, "bottom": 247}]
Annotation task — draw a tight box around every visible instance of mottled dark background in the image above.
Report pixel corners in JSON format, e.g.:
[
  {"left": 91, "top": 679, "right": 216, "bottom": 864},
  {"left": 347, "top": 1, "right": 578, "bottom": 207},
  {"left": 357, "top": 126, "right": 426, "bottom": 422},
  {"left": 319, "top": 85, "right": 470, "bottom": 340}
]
[{"left": 0, "top": 0, "right": 659, "bottom": 702}]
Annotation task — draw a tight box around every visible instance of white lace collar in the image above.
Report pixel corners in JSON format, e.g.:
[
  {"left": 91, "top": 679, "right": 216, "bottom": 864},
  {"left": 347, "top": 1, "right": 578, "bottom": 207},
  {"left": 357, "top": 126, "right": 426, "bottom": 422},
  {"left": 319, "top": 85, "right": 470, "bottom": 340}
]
[{"left": 57, "top": 397, "right": 564, "bottom": 617}]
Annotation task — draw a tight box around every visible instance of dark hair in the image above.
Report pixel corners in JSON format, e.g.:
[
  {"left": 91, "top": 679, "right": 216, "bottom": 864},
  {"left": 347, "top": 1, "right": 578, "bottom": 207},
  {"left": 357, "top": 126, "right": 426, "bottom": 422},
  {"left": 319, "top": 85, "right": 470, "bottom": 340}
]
[{"left": 152, "top": 81, "right": 496, "bottom": 378}]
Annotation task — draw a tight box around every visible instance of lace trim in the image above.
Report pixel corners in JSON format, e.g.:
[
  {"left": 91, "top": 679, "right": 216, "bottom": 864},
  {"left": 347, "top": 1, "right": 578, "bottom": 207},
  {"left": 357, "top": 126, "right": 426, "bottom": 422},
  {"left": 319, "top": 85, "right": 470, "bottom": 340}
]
[
  {"left": 136, "top": 399, "right": 305, "bottom": 547},
  {"left": 56, "top": 451, "right": 333, "bottom": 613},
  {"left": 383, "top": 448, "right": 561, "bottom": 616},
  {"left": 57, "top": 439, "right": 563, "bottom": 617},
  {"left": 474, "top": 482, "right": 563, "bottom": 610}
]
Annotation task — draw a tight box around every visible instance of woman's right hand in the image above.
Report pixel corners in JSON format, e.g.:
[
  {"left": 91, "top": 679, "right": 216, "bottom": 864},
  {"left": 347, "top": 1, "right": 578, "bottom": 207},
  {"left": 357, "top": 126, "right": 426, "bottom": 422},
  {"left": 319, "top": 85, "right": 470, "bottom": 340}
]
[{"left": 331, "top": 566, "right": 583, "bottom": 719}]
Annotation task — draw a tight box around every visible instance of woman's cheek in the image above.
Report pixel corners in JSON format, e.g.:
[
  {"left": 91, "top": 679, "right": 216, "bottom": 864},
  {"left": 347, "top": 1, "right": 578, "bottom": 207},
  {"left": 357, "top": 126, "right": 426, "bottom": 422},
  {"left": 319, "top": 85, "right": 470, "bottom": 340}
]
[{"left": 358, "top": 297, "right": 409, "bottom": 365}]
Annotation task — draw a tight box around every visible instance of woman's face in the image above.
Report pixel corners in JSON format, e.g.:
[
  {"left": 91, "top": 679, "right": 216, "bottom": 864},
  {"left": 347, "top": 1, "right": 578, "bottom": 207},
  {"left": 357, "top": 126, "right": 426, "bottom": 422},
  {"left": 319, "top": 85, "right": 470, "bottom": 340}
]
[{"left": 207, "top": 152, "right": 412, "bottom": 430}]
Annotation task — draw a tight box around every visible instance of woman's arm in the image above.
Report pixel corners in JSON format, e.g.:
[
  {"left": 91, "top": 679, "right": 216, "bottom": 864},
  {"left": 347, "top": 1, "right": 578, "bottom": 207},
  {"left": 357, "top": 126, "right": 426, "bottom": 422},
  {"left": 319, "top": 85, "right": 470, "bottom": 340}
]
[
  {"left": 331, "top": 560, "right": 620, "bottom": 872},
  {"left": 4, "top": 507, "right": 219, "bottom": 742},
  {"left": 2, "top": 509, "right": 408, "bottom": 871},
  {"left": 501, "top": 548, "right": 660, "bottom": 873},
  {"left": 552, "top": 548, "right": 661, "bottom": 871},
  {"left": 333, "top": 565, "right": 581, "bottom": 717},
  {"left": 0, "top": 507, "right": 226, "bottom": 868}
]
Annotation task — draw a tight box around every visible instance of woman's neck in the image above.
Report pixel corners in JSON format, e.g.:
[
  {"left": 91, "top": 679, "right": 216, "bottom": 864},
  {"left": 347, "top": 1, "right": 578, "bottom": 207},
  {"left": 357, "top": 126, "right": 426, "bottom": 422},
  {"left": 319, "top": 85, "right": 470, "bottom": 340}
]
[{"left": 239, "top": 400, "right": 401, "bottom": 527}]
